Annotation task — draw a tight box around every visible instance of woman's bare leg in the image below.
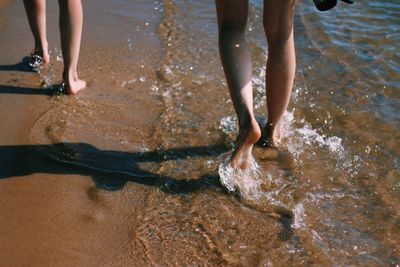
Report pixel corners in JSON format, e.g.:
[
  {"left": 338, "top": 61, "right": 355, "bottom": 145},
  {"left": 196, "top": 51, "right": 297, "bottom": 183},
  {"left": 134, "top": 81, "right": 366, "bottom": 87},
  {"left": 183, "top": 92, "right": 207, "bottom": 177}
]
[
  {"left": 58, "top": 0, "right": 86, "bottom": 95},
  {"left": 216, "top": 0, "right": 261, "bottom": 169},
  {"left": 262, "top": 0, "right": 296, "bottom": 146},
  {"left": 23, "top": 0, "right": 50, "bottom": 63}
]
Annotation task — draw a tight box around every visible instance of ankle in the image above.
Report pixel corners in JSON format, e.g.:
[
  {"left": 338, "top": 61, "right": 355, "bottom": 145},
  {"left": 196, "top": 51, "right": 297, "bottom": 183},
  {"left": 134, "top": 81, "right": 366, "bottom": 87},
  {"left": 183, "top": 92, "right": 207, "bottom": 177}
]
[
  {"left": 35, "top": 41, "right": 48, "bottom": 55},
  {"left": 42, "top": 41, "right": 49, "bottom": 55},
  {"left": 239, "top": 119, "right": 261, "bottom": 144},
  {"left": 63, "top": 70, "right": 79, "bottom": 84},
  {"left": 263, "top": 121, "right": 281, "bottom": 146}
]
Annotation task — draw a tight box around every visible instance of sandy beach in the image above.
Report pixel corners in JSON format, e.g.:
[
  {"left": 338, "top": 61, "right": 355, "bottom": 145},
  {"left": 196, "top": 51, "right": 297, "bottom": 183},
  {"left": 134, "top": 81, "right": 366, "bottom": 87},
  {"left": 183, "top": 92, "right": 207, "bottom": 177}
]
[
  {"left": 1, "top": 0, "right": 399, "bottom": 266},
  {"left": 0, "top": 1, "right": 295, "bottom": 266}
]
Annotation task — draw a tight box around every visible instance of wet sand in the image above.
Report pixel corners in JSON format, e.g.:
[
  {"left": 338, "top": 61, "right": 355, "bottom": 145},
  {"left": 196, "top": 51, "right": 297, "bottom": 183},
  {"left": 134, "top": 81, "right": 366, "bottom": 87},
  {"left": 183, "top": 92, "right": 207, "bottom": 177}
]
[
  {"left": 0, "top": 1, "right": 300, "bottom": 266},
  {"left": 1, "top": 0, "right": 399, "bottom": 266}
]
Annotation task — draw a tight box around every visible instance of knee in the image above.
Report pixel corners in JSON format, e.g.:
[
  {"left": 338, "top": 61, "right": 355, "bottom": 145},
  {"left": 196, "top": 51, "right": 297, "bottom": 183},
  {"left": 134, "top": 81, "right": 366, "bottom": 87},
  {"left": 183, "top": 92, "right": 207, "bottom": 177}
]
[
  {"left": 263, "top": 2, "right": 295, "bottom": 48},
  {"left": 218, "top": 21, "right": 247, "bottom": 45},
  {"left": 218, "top": 20, "right": 246, "bottom": 36},
  {"left": 263, "top": 21, "right": 293, "bottom": 49}
]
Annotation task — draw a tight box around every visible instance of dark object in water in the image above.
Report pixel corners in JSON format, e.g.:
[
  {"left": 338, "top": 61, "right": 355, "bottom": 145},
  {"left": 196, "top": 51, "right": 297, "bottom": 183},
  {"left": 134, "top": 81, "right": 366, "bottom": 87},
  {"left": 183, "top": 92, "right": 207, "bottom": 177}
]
[
  {"left": 28, "top": 49, "right": 43, "bottom": 72},
  {"left": 46, "top": 83, "right": 67, "bottom": 96},
  {"left": 313, "top": 0, "right": 354, "bottom": 11}
]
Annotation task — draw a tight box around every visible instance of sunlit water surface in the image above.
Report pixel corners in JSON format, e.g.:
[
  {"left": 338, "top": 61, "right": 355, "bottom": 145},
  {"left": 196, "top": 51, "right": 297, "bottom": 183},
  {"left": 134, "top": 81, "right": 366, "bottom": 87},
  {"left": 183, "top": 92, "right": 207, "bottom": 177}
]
[{"left": 26, "top": 0, "right": 399, "bottom": 265}]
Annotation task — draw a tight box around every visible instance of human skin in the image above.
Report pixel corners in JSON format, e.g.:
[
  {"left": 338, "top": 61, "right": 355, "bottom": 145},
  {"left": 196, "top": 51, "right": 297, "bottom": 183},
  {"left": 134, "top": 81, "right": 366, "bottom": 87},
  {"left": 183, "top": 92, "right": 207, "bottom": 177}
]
[
  {"left": 23, "top": 0, "right": 50, "bottom": 64},
  {"left": 23, "top": 0, "right": 86, "bottom": 95},
  {"left": 215, "top": 0, "right": 296, "bottom": 169},
  {"left": 58, "top": 0, "right": 86, "bottom": 95}
]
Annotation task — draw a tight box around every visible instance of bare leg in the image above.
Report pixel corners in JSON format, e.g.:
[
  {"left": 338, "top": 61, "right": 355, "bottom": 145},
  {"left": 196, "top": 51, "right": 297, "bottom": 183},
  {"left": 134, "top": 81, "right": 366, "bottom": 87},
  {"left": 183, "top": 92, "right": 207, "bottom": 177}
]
[
  {"left": 58, "top": 0, "right": 86, "bottom": 95},
  {"left": 261, "top": 0, "right": 296, "bottom": 146},
  {"left": 216, "top": 0, "right": 261, "bottom": 169},
  {"left": 23, "top": 0, "right": 50, "bottom": 64}
]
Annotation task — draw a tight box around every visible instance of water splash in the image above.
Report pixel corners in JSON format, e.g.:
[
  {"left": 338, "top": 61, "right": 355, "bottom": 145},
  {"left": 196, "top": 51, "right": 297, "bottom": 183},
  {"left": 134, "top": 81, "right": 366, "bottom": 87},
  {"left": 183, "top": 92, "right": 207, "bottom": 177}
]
[
  {"left": 220, "top": 111, "right": 346, "bottom": 164},
  {"left": 280, "top": 111, "right": 346, "bottom": 163},
  {"left": 218, "top": 151, "right": 294, "bottom": 217},
  {"left": 35, "top": 48, "right": 64, "bottom": 88},
  {"left": 219, "top": 116, "right": 237, "bottom": 134},
  {"left": 292, "top": 203, "right": 307, "bottom": 229},
  {"left": 218, "top": 152, "right": 263, "bottom": 200}
]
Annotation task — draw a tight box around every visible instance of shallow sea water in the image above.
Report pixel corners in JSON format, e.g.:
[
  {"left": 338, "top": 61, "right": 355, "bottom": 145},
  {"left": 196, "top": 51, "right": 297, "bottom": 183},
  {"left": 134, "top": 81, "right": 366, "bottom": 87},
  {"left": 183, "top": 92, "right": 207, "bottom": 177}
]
[{"left": 1, "top": 0, "right": 399, "bottom": 265}]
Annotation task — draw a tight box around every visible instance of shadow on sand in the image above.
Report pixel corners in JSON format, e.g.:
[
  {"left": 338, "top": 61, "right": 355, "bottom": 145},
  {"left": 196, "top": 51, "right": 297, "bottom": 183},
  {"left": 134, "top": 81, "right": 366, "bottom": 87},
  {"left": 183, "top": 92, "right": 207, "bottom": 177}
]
[
  {"left": 0, "top": 58, "right": 295, "bottom": 238},
  {"left": 0, "top": 142, "right": 227, "bottom": 193},
  {"left": 0, "top": 83, "right": 66, "bottom": 95},
  {"left": 0, "top": 58, "right": 65, "bottom": 95},
  {"left": 0, "top": 57, "right": 36, "bottom": 72},
  {"left": 0, "top": 142, "right": 294, "bottom": 239}
]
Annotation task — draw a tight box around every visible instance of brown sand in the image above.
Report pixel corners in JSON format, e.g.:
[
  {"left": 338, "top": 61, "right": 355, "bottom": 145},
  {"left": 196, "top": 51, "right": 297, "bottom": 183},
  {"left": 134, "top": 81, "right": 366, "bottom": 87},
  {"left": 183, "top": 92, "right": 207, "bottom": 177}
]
[{"left": 0, "top": 1, "right": 330, "bottom": 266}]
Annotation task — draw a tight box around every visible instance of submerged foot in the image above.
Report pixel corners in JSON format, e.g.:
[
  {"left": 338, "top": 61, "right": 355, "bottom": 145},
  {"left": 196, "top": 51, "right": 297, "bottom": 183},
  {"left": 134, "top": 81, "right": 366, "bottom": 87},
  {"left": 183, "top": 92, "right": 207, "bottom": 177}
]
[
  {"left": 229, "top": 121, "right": 261, "bottom": 170},
  {"left": 259, "top": 122, "right": 282, "bottom": 148},
  {"left": 65, "top": 79, "right": 86, "bottom": 95}
]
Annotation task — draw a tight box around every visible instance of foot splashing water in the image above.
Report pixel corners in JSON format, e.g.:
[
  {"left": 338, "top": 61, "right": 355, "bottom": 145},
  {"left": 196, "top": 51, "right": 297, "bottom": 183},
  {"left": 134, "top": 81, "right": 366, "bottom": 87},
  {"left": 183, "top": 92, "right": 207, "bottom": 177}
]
[
  {"left": 218, "top": 153, "right": 262, "bottom": 200},
  {"left": 217, "top": 109, "right": 348, "bottom": 214},
  {"left": 217, "top": 107, "right": 397, "bottom": 264}
]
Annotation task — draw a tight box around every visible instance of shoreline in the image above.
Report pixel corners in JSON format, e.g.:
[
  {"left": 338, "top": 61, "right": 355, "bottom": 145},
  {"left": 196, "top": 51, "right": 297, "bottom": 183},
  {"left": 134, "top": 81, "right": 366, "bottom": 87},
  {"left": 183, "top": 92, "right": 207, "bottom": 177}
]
[
  {"left": 0, "top": 2, "right": 292, "bottom": 265},
  {"left": 1, "top": 0, "right": 398, "bottom": 265}
]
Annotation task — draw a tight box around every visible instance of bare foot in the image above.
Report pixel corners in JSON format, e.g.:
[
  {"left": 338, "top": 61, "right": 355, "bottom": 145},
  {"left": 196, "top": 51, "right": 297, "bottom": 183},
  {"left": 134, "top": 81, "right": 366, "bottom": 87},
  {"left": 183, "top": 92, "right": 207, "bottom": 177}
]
[
  {"left": 30, "top": 48, "right": 50, "bottom": 68},
  {"left": 34, "top": 44, "right": 50, "bottom": 63},
  {"left": 40, "top": 41, "right": 50, "bottom": 64},
  {"left": 229, "top": 120, "right": 261, "bottom": 170},
  {"left": 42, "top": 51, "right": 50, "bottom": 64},
  {"left": 65, "top": 79, "right": 86, "bottom": 95},
  {"left": 259, "top": 121, "right": 281, "bottom": 148}
]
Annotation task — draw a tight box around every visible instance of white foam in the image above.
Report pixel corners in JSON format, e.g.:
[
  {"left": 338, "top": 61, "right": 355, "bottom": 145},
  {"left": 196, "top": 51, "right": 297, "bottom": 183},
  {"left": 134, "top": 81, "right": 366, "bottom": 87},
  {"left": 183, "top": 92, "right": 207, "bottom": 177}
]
[
  {"left": 219, "top": 116, "right": 237, "bottom": 134},
  {"left": 325, "top": 136, "right": 344, "bottom": 155},
  {"left": 218, "top": 153, "right": 262, "bottom": 200},
  {"left": 281, "top": 111, "right": 346, "bottom": 161},
  {"left": 292, "top": 203, "right": 307, "bottom": 229}
]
